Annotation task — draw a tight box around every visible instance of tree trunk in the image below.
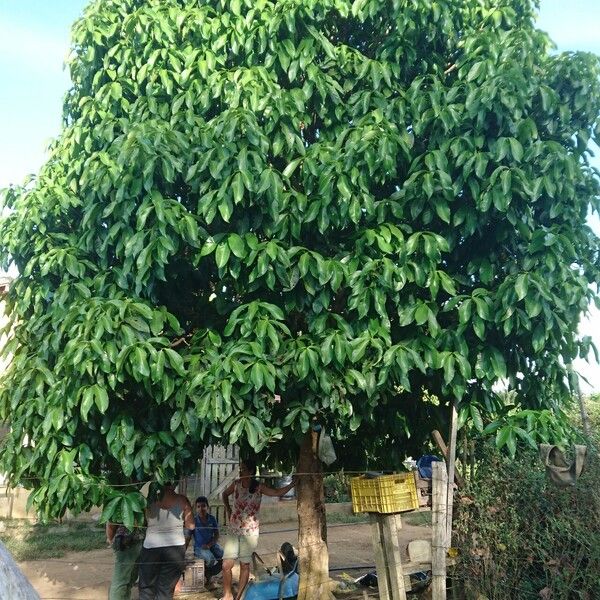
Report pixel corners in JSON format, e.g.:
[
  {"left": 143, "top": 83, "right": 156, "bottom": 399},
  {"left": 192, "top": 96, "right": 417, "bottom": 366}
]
[{"left": 296, "top": 430, "right": 333, "bottom": 600}]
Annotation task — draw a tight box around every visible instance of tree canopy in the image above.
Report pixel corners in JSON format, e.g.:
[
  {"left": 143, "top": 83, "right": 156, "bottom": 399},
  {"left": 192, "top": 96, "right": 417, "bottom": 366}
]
[{"left": 1, "top": 0, "right": 600, "bottom": 524}]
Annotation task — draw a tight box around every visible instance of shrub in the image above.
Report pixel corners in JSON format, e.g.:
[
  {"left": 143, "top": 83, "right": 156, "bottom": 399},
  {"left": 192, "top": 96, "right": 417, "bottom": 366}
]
[
  {"left": 453, "top": 440, "right": 600, "bottom": 599},
  {"left": 323, "top": 473, "right": 350, "bottom": 504}
]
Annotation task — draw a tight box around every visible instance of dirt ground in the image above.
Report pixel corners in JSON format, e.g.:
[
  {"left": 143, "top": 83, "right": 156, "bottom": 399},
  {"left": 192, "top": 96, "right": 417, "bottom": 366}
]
[{"left": 19, "top": 519, "right": 431, "bottom": 600}]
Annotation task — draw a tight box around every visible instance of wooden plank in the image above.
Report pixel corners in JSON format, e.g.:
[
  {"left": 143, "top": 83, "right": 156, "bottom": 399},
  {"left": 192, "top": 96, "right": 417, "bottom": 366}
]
[
  {"left": 431, "top": 461, "right": 448, "bottom": 600},
  {"left": 209, "top": 466, "right": 239, "bottom": 500},
  {"left": 401, "top": 557, "right": 456, "bottom": 576},
  {"left": 369, "top": 513, "right": 390, "bottom": 600},
  {"left": 199, "top": 446, "right": 209, "bottom": 496},
  {"left": 446, "top": 400, "right": 458, "bottom": 545},
  {"left": 380, "top": 513, "right": 407, "bottom": 600},
  {"left": 431, "top": 430, "right": 465, "bottom": 488}
]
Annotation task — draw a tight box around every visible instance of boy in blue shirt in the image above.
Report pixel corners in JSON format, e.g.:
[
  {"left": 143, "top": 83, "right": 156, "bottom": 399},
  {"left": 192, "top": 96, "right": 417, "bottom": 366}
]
[{"left": 192, "top": 496, "right": 223, "bottom": 577}]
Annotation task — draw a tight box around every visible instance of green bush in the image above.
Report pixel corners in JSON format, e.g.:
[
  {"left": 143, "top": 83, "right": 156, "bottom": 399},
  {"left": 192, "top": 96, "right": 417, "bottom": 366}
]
[
  {"left": 453, "top": 440, "right": 600, "bottom": 599},
  {"left": 323, "top": 473, "right": 350, "bottom": 504}
]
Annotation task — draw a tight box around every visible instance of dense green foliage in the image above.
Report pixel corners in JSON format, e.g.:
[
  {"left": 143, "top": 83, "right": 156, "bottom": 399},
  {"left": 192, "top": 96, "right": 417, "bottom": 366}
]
[
  {"left": 455, "top": 403, "right": 600, "bottom": 599},
  {"left": 0, "top": 0, "right": 599, "bottom": 524}
]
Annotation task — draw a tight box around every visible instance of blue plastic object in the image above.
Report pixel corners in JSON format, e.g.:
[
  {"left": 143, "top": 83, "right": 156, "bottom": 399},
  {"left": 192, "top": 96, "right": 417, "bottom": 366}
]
[
  {"left": 243, "top": 572, "right": 299, "bottom": 600},
  {"left": 416, "top": 455, "right": 442, "bottom": 479}
]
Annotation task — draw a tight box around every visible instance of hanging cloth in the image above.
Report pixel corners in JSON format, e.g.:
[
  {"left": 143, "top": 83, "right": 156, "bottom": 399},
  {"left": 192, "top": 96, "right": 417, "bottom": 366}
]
[{"left": 539, "top": 444, "right": 587, "bottom": 487}]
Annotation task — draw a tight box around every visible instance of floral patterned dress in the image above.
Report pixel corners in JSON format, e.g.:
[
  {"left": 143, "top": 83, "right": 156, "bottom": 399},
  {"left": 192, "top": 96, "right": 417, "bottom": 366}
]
[{"left": 229, "top": 479, "right": 262, "bottom": 536}]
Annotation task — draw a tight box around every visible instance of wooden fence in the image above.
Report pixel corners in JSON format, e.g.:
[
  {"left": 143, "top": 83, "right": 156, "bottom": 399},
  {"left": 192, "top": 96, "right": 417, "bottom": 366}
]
[{"left": 181, "top": 444, "right": 239, "bottom": 524}]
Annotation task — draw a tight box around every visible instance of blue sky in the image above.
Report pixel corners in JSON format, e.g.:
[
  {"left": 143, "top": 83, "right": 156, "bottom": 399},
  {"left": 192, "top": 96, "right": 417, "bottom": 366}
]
[{"left": 0, "top": 0, "right": 599, "bottom": 386}]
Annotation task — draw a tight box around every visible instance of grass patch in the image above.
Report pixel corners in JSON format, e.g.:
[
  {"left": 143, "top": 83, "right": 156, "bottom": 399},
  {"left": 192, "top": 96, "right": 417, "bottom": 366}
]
[
  {"left": 401, "top": 510, "right": 432, "bottom": 527},
  {"left": 327, "top": 510, "right": 432, "bottom": 527},
  {"left": 326, "top": 512, "right": 369, "bottom": 525},
  {"left": 0, "top": 519, "right": 107, "bottom": 561}
]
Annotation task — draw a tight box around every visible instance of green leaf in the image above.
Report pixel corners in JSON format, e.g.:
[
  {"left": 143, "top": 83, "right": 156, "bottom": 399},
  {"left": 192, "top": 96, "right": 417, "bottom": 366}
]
[
  {"left": 500, "top": 170, "right": 512, "bottom": 194},
  {"left": 282, "top": 158, "right": 302, "bottom": 179},
  {"left": 467, "top": 61, "right": 485, "bottom": 82},
  {"left": 245, "top": 419, "right": 258, "bottom": 448},
  {"left": 170, "top": 411, "right": 182, "bottom": 432},
  {"left": 509, "top": 138, "right": 523, "bottom": 162},
  {"left": 215, "top": 243, "right": 231, "bottom": 268},
  {"left": 515, "top": 427, "right": 537, "bottom": 450},
  {"left": 458, "top": 299, "right": 472, "bottom": 324},
  {"left": 80, "top": 387, "right": 94, "bottom": 422},
  {"left": 164, "top": 348, "right": 186, "bottom": 376},
  {"left": 232, "top": 173, "right": 244, "bottom": 204},
  {"left": 489, "top": 348, "right": 506, "bottom": 379},
  {"left": 228, "top": 234, "right": 246, "bottom": 258},
  {"left": 515, "top": 273, "right": 528, "bottom": 301},
  {"left": 434, "top": 200, "right": 450, "bottom": 223},
  {"left": 200, "top": 237, "right": 217, "bottom": 257},
  {"left": 94, "top": 385, "right": 109, "bottom": 414},
  {"left": 438, "top": 271, "right": 456, "bottom": 295},
  {"left": 496, "top": 425, "right": 512, "bottom": 450},
  {"left": 250, "top": 363, "right": 264, "bottom": 389},
  {"left": 415, "top": 304, "right": 429, "bottom": 325},
  {"left": 470, "top": 405, "right": 484, "bottom": 432}
]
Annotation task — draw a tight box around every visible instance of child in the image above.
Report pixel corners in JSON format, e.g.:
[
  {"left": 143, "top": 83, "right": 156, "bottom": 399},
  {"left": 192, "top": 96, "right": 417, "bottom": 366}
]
[{"left": 192, "top": 496, "right": 223, "bottom": 579}]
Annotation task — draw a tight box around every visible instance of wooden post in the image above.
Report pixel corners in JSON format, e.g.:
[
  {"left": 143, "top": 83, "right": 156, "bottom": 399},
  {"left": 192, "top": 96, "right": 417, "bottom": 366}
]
[
  {"left": 381, "top": 513, "right": 407, "bottom": 600},
  {"left": 446, "top": 400, "right": 458, "bottom": 545},
  {"left": 431, "top": 430, "right": 465, "bottom": 488},
  {"left": 431, "top": 461, "right": 448, "bottom": 600},
  {"left": 369, "top": 513, "right": 391, "bottom": 600},
  {"left": 369, "top": 513, "right": 407, "bottom": 600},
  {"left": 461, "top": 433, "right": 468, "bottom": 481}
]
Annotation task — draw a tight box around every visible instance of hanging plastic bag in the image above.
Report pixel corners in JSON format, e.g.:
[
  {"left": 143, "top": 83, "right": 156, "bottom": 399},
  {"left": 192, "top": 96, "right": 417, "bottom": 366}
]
[{"left": 318, "top": 429, "right": 337, "bottom": 465}]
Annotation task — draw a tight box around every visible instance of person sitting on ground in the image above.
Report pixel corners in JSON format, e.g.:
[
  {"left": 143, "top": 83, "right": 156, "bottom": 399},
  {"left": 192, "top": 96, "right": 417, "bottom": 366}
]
[
  {"left": 190, "top": 496, "right": 223, "bottom": 578},
  {"left": 221, "top": 458, "right": 296, "bottom": 600}
]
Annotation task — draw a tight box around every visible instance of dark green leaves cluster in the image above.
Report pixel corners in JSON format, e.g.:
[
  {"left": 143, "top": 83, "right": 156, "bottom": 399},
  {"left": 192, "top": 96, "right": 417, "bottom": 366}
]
[{"left": 0, "top": 0, "right": 599, "bottom": 524}]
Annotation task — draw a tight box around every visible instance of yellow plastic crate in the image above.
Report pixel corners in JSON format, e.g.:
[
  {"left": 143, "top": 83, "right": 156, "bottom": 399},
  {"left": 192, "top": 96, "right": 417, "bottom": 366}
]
[{"left": 351, "top": 472, "right": 419, "bottom": 514}]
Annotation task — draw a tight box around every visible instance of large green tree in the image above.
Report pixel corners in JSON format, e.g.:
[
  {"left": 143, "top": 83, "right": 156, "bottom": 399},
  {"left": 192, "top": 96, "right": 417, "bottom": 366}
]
[{"left": 1, "top": 0, "right": 600, "bottom": 596}]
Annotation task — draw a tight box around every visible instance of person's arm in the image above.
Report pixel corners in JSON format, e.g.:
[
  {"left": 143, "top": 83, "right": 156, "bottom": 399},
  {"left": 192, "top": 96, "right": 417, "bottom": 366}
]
[
  {"left": 106, "top": 522, "right": 118, "bottom": 545},
  {"left": 212, "top": 516, "right": 220, "bottom": 544},
  {"left": 208, "top": 516, "right": 219, "bottom": 546},
  {"left": 260, "top": 478, "right": 295, "bottom": 497},
  {"left": 182, "top": 497, "right": 195, "bottom": 531},
  {"left": 184, "top": 516, "right": 195, "bottom": 550},
  {"left": 222, "top": 481, "right": 235, "bottom": 520}
]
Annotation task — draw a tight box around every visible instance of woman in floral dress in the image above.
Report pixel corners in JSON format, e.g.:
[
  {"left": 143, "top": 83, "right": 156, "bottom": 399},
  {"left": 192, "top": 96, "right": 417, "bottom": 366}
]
[{"left": 221, "top": 458, "right": 295, "bottom": 600}]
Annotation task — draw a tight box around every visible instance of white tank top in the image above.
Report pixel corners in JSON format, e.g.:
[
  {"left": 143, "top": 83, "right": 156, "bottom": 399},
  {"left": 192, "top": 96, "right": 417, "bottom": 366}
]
[{"left": 143, "top": 504, "right": 185, "bottom": 548}]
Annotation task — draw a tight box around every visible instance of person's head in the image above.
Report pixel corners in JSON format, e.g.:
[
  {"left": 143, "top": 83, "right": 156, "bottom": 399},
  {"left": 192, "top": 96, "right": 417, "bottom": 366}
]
[
  {"left": 239, "top": 458, "right": 257, "bottom": 478},
  {"left": 154, "top": 481, "right": 175, "bottom": 502},
  {"left": 240, "top": 457, "right": 259, "bottom": 493},
  {"left": 195, "top": 496, "right": 209, "bottom": 516}
]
